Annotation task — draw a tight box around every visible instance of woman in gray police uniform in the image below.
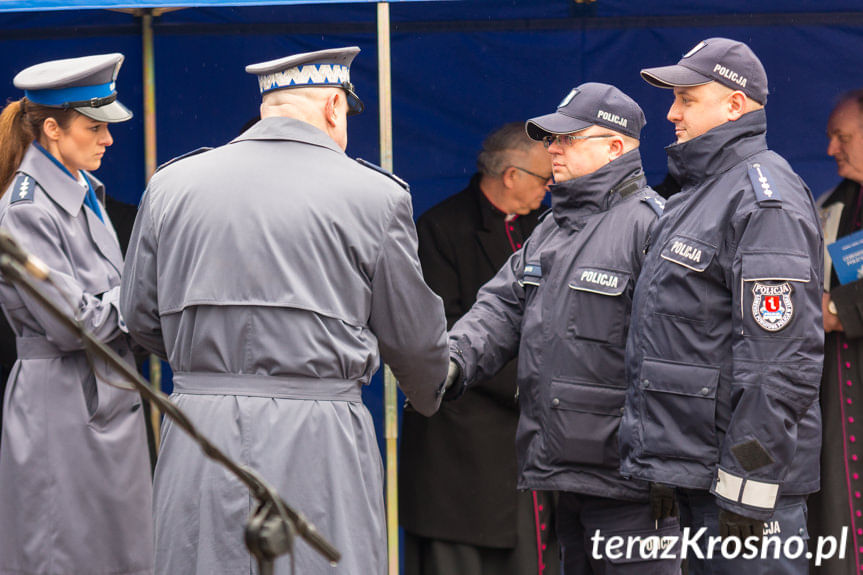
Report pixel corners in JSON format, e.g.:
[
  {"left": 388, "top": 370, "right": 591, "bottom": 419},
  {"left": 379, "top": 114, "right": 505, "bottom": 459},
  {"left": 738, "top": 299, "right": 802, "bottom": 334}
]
[{"left": 0, "top": 54, "right": 153, "bottom": 574}]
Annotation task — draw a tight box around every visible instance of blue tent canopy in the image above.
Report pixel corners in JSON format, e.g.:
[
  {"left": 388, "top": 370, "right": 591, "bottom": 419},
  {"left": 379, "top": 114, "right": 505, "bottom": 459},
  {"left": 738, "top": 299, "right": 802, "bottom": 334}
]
[
  {"left": 0, "top": 0, "right": 432, "bottom": 11},
  {"left": 2, "top": 0, "right": 858, "bottom": 203},
  {"left": 2, "top": 0, "right": 863, "bottom": 14}
]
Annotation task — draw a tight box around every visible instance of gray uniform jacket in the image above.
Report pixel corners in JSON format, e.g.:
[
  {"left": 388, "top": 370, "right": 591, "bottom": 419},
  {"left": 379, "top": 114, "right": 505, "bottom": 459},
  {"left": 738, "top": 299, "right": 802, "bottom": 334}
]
[
  {"left": 619, "top": 110, "right": 824, "bottom": 521},
  {"left": 0, "top": 143, "right": 153, "bottom": 575},
  {"left": 120, "top": 117, "right": 448, "bottom": 575},
  {"left": 449, "top": 149, "right": 663, "bottom": 500}
]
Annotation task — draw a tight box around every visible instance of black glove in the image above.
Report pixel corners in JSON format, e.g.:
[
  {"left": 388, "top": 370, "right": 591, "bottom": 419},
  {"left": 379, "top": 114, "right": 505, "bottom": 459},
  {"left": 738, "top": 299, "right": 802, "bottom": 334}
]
[
  {"left": 649, "top": 483, "right": 678, "bottom": 521},
  {"left": 718, "top": 509, "right": 763, "bottom": 541}
]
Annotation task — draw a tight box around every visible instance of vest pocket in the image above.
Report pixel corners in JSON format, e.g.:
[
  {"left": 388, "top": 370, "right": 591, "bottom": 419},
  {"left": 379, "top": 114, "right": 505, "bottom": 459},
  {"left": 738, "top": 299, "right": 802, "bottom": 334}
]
[
  {"left": 639, "top": 358, "right": 720, "bottom": 462},
  {"left": 568, "top": 267, "right": 631, "bottom": 345},
  {"left": 546, "top": 379, "right": 626, "bottom": 467},
  {"left": 655, "top": 235, "right": 718, "bottom": 322}
]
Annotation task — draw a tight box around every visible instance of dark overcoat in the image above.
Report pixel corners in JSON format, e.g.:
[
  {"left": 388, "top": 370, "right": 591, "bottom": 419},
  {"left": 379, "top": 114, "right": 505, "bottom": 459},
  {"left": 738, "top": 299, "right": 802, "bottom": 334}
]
[{"left": 400, "top": 175, "right": 542, "bottom": 547}]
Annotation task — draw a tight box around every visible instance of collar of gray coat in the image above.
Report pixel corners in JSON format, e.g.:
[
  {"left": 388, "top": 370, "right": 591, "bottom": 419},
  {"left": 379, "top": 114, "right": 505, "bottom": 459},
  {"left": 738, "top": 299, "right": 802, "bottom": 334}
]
[
  {"left": 230, "top": 115, "right": 345, "bottom": 155},
  {"left": 17, "top": 142, "right": 98, "bottom": 217}
]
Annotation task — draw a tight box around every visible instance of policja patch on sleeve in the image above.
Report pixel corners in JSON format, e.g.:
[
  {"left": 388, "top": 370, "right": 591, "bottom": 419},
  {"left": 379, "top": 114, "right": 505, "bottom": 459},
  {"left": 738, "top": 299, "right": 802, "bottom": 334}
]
[
  {"left": 741, "top": 250, "right": 810, "bottom": 333},
  {"left": 751, "top": 281, "right": 794, "bottom": 331}
]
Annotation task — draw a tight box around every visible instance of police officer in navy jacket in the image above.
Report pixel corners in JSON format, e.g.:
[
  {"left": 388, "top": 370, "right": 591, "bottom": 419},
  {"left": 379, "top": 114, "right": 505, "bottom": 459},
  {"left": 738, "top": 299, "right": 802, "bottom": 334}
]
[
  {"left": 619, "top": 37, "right": 824, "bottom": 574},
  {"left": 447, "top": 83, "right": 681, "bottom": 574}
]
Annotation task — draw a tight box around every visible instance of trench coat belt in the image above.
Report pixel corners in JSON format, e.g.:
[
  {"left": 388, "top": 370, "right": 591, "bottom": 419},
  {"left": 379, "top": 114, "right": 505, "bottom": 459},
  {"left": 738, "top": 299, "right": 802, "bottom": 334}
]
[
  {"left": 172, "top": 372, "right": 363, "bottom": 402},
  {"left": 15, "top": 336, "right": 64, "bottom": 359}
]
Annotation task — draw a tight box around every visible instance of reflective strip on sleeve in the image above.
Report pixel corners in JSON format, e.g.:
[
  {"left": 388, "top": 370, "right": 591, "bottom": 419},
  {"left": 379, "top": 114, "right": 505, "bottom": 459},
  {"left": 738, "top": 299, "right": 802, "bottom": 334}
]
[
  {"left": 714, "top": 468, "right": 779, "bottom": 510},
  {"left": 741, "top": 479, "right": 779, "bottom": 509},
  {"left": 715, "top": 468, "right": 743, "bottom": 502}
]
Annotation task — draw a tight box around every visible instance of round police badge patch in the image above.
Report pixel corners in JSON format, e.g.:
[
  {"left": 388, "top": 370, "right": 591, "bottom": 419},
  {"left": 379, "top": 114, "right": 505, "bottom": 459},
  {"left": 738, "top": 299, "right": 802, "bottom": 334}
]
[{"left": 751, "top": 281, "right": 794, "bottom": 331}]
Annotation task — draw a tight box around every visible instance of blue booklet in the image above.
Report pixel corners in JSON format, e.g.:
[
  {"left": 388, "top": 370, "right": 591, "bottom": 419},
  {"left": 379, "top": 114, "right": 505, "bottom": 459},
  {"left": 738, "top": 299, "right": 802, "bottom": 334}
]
[{"left": 828, "top": 229, "right": 863, "bottom": 285}]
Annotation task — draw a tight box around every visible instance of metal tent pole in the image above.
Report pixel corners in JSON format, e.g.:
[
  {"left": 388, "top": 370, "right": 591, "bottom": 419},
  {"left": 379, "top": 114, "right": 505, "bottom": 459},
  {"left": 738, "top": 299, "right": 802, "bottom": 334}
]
[
  {"left": 142, "top": 9, "right": 162, "bottom": 452},
  {"left": 376, "top": 4, "right": 399, "bottom": 574}
]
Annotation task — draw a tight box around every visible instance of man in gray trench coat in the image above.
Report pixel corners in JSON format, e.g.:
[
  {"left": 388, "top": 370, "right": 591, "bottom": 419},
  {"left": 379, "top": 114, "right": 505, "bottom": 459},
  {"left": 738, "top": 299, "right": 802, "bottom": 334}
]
[{"left": 120, "top": 46, "right": 449, "bottom": 574}]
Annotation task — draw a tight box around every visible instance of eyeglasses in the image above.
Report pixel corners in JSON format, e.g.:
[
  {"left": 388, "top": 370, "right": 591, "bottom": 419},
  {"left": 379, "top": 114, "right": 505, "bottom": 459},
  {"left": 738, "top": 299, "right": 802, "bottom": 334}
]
[
  {"left": 542, "top": 133, "right": 614, "bottom": 149},
  {"left": 511, "top": 166, "right": 552, "bottom": 182}
]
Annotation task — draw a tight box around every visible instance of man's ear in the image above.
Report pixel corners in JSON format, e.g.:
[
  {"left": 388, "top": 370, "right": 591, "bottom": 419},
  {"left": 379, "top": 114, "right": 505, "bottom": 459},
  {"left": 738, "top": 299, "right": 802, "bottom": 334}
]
[
  {"left": 501, "top": 165, "right": 518, "bottom": 188},
  {"left": 325, "top": 92, "right": 341, "bottom": 127},
  {"left": 608, "top": 136, "right": 625, "bottom": 160},
  {"left": 727, "top": 91, "right": 748, "bottom": 121}
]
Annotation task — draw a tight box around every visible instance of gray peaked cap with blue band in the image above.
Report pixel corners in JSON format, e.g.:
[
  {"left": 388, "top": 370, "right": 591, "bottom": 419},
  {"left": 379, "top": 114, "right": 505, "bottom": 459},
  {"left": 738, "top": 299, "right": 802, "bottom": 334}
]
[
  {"left": 13, "top": 53, "right": 133, "bottom": 123},
  {"left": 246, "top": 46, "right": 364, "bottom": 116}
]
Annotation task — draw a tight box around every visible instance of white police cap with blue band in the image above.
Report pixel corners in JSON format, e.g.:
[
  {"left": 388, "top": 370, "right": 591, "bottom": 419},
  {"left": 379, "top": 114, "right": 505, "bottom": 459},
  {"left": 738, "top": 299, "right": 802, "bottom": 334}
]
[
  {"left": 245, "top": 46, "right": 364, "bottom": 116},
  {"left": 13, "top": 53, "right": 132, "bottom": 123}
]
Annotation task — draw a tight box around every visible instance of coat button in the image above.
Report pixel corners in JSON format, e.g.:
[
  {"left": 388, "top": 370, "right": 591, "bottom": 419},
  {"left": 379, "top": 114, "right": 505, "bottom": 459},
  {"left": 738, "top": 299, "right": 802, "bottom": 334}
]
[
  {"left": 619, "top": 406, "right": 625, "bottom": 415},
  {"left": 700, "top": 387, "right": 710, "bottom": 396},
  {"left": 642, "top": 379, "right": 650, "bottom": 388},
  {"left": 551, "top": 398, "right": 560, "bottom": 407}
]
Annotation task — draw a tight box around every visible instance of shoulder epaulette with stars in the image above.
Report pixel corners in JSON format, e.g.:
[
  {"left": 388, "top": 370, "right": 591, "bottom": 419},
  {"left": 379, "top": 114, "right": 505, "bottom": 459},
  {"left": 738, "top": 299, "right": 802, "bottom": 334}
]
[
  {"left": 639, "top": 192, "right": 665, "bottom": 218},
  {"left": 748, "top": 162, "right": 783, "bottom": 207}
]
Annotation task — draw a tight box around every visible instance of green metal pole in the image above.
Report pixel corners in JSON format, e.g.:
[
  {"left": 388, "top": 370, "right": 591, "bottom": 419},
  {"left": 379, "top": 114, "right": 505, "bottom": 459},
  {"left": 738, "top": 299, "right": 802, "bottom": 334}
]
[{"left": 377, "top": 4, "right": 399, "bottom": 574}]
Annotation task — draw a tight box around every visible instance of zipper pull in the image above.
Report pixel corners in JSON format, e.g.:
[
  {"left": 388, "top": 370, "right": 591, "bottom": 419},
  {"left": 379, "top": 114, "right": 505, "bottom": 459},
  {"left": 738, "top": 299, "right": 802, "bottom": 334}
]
[{"left": 642, "top": 232, "right": 653, "bottom": 255}]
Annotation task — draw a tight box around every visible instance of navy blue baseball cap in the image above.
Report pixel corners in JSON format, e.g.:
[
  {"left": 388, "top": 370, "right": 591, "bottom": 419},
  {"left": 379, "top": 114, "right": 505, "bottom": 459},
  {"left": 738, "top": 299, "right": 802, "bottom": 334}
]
[
  {"left": 13, "top": 53, "right": 132, "bottom": 123},
  {"left": 246, "top": 46, "right": 364, "bottom": 116},
  {"left": 641, "top": 37, "right": 768, "bottom": 104},
  {"left": 526, "top": 82, "right": 646, "bottom": 141}
]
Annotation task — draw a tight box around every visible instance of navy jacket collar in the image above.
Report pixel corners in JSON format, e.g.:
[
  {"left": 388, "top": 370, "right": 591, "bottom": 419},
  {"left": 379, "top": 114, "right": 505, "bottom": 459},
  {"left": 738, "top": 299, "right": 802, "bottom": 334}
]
[
  {"left": 666, "top": 109, "right": 768, "bottom": 188},
  {"left": 550, "top": 148, "right": 646, "bottom": 230}
]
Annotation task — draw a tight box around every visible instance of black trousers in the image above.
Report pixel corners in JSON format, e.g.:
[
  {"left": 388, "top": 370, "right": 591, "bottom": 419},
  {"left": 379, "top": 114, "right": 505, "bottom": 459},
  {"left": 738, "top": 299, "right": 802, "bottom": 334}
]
[{"left": 404, "top": 489, "right": 560, "bottom": 575}]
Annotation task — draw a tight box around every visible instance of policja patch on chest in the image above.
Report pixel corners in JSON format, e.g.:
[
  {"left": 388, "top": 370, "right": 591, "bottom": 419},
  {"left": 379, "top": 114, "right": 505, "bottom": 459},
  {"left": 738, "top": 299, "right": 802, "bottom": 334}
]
[
  {"left": 751, "top": 281, "right": 794, "bottom": 331},
  {"left": 569, "top": 267, "right": 628, "bottom": 296}
]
